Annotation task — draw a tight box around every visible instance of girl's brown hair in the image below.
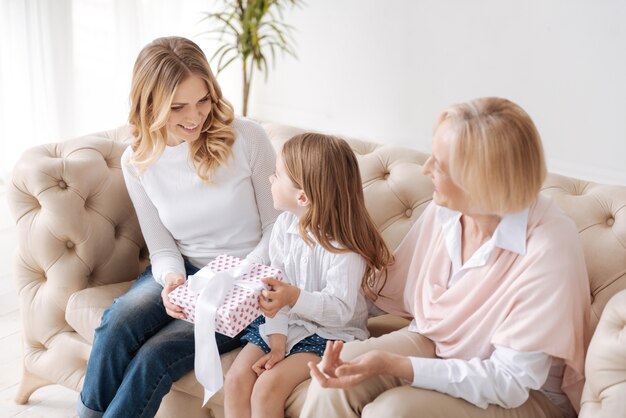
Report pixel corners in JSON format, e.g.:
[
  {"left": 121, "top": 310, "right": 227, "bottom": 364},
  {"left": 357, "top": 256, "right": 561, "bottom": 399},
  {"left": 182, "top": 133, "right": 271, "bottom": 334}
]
[
  {"left": 128, "top": 36, "right": 235, "bottom": 182},
  {"left": 281, "top": 133, "right": 393, "bottom": 300}
]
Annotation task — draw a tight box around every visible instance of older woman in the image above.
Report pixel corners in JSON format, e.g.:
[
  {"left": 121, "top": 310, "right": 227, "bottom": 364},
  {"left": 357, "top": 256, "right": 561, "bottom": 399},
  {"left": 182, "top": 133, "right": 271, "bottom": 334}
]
[{"left": 301, "top": 97, "right": 590, "bottom": 418}]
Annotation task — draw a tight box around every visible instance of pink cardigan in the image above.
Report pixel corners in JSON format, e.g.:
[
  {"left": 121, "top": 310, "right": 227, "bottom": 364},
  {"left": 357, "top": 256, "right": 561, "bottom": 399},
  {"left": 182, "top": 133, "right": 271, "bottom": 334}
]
[{"left": 375, "top": 195, "right": 590, "bottom": 411}]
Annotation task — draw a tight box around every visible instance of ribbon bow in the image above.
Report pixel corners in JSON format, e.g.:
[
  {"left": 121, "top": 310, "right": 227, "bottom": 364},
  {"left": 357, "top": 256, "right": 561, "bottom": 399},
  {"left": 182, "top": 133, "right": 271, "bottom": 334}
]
[{"left": 188, "top": 260, "right": 266, "bottom": 404}]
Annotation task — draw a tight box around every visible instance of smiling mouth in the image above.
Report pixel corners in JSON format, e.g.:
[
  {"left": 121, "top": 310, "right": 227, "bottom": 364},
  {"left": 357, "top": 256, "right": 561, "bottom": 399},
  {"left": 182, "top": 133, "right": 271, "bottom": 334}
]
[{"left": 179, "top": 124, "right": 199, "bottom": 132}]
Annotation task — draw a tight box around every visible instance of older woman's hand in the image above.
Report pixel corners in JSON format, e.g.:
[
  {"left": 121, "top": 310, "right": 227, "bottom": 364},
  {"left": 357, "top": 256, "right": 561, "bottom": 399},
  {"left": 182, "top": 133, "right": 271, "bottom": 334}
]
[
  {"left": 309, "top": 340, "right": 346, "bottom": 383},
  {"left": 308, "top": 340, "right": 407, "bottom": 389}
]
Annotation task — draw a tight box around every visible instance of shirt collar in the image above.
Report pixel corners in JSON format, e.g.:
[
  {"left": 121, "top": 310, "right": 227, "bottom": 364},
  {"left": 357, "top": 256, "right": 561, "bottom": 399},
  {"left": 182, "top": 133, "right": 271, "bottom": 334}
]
[
  {"left": 285, "top": 213, "right": 318, "bottom": 242},
  {"left": 285, "top": 212, "right": 301, "bottom": 235},
  {"left": 437, "top": 206, "right": 529, "bottom": 256},
  {"left": 492, "top": 208, "right": 529, "bottom": 255}
]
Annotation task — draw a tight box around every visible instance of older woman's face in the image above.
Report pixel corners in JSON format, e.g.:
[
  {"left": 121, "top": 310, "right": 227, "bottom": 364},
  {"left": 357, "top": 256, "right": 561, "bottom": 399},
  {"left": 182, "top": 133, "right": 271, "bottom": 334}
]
[{"left": 422, "top": 121, "right": 469, "bottom": 212}]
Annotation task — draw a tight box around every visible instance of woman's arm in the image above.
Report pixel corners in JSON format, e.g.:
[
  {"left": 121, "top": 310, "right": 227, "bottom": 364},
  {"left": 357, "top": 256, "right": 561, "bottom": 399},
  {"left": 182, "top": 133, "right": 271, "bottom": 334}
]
[
  {"left": 121, "top": 147, "right": 185, "bottom": 286},
  {"left": 311, "top": 341, "right": 551, "bottom": 409},
  {"left": 309, "top": 340, "right": 414, "bottom": 387},
  {"left": 409, "top": 345, "right": 551, "bottom": 408},
  {"left": 237, "top": 119, "right": 281, "bottom": 265}
]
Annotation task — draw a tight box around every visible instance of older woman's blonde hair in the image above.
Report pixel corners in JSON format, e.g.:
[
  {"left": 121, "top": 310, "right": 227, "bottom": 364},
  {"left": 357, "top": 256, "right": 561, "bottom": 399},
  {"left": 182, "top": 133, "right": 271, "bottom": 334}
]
[
  {"left": 436, "top": 97, "right": 547, "bottom": 215},
  {"left": 281, "top": 133, "right": 393, "bottom": 300},
  {"left": 128, "top": 36, "right": 235, "bottom": 182}
]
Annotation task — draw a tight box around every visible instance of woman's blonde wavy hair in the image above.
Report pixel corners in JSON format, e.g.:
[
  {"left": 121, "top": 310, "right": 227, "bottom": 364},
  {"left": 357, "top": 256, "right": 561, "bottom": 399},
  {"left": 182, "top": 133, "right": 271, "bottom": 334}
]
[
  {"left": 281, "top": 133, "right": 393, "bottom": 300},
  {"left": 128, "top": 36, "right": 235, "bottom": 182},
  {"left": 436, "top": 97, "right": 547, "bottom": 215}
]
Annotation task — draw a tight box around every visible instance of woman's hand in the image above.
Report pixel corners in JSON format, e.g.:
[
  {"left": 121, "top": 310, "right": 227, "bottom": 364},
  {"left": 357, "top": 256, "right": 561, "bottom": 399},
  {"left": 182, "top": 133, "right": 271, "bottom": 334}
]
[
  {"left": 309, "top": 340, "right": 406, "bottom": 389},
  {"left": 161, "top": 272, "right": 186, "bottom": 319},
  {"left": 259, "top": 277, "right": 300, "bottom": 318},
  {"left": 309, "top": 340, "right": 346, "bottom": 381}
]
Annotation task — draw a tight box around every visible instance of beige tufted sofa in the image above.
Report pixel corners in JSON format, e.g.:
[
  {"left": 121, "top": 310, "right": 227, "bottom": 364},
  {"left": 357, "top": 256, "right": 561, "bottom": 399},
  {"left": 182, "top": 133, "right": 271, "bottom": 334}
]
[{"left": 7, "top": 122, "right": 626, "bottom": 418}]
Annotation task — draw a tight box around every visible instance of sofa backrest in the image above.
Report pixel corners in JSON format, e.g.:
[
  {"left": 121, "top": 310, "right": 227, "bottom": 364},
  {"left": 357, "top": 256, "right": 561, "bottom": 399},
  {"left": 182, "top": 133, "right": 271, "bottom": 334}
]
[
  {"left": 8, "top": 123, "right": 625, "bottom": 344},
  {"left": 540, "top": 174, "right": 626, "bottom": 330},
  {"left": 9, "top": 128, "right": 148, "bottom": 345},
  {"left": 263, "top": 122, "right": 626, "bottom": 334}
]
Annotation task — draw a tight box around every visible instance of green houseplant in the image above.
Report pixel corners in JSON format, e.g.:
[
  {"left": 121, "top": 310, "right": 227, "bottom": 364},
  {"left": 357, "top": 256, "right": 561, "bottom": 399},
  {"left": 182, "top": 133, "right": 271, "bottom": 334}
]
[{"left": 201, "top": 0, "right": 303, "bottom": 116}]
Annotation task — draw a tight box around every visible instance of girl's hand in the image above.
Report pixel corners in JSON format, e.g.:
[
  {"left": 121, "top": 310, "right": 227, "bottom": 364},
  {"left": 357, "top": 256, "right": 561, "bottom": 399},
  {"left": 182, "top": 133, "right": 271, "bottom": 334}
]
[
  {"left": 308, "top": 341, "right": 394, "bottom": 389},
  {"left": 251, "top": 349, "right": 286, "bottom": 376},
  {"left": 259, "top": 277, "right": 300, "bottom": 318},
  {"left": 161, "top": 272, "right": 186, "bottom": 319},
  {"left": 252, "top": 333, "right": 286, "bottom": 376}
]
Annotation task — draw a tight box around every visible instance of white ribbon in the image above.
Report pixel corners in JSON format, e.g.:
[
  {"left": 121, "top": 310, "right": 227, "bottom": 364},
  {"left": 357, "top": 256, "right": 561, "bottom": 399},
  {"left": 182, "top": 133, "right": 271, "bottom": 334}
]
[{"left": 188, "top": 260, "right": 266, "bottom": 405}]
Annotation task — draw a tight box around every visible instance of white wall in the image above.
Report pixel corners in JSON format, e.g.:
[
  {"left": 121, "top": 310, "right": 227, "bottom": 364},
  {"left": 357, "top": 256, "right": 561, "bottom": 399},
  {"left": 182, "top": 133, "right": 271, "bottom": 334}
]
[
  {"left": 245, "top": 0, "right": 626, "bottom": 185},
  {"left": 2, "top": 1, "right": 624, "bottom": 185},
  {"left": 0, "top": 0, "right": 212, "bottom": 178}
]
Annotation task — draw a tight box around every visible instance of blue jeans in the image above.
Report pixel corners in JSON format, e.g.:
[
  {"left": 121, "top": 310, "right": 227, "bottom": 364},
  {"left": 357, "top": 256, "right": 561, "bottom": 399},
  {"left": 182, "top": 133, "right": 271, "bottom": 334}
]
[{"left": 78, "top": 262, "right": 243, "bottom": 418}]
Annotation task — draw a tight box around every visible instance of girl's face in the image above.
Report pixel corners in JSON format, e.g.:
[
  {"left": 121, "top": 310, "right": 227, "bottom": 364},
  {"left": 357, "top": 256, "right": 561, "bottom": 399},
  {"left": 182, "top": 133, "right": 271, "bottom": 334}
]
[
  {"left": 165, "top": 74, "right": 211, "bottom": 146},
  {"left": 269, "top": 153, "right": 308, "bottom": 216},
  {"left": 422, "top": 121, "right": 470, "bottom": 212}
]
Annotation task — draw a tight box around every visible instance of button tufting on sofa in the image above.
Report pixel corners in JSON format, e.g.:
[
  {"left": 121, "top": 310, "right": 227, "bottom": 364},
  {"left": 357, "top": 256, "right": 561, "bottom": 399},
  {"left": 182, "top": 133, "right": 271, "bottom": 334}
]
[{"left": 6, "top": 123, "right": 626, "bottom": 418}]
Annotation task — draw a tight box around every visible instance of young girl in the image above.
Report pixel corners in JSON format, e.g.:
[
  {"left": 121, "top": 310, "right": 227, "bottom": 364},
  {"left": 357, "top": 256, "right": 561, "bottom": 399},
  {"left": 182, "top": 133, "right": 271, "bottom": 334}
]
[{"left": 223, "top": 133, "right": 393, "bottom": 418}]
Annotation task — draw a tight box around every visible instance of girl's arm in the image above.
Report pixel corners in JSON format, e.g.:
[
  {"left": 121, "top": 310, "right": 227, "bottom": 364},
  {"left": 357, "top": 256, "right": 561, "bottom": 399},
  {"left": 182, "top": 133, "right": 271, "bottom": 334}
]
[
  {"left": 121, "top": 147, "right": 185, "bottom": 286},
  {"left": 252, "top": 333, "right": 287, "bottom": 375},
  {"left": 262, "top": 252, "right": 366, "bottom": 327},
  {"left": 261, "top": 212, "right": 290, "bottom": 335},
  {"left": 237, "top": 119, "right": 281, "bottom": 265}
]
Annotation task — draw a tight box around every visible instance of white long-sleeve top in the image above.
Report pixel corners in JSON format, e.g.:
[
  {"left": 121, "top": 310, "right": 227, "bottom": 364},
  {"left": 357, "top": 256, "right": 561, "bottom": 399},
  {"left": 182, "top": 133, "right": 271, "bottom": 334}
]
[
  {"left": 260, "top": 212, "right": 370, "bottom": 353},
  {"left": 408, "top": 207, "right": 575, "bottom": 417},
  {"left": 121, "top": 118, "right": 280, "bottom": 286}
]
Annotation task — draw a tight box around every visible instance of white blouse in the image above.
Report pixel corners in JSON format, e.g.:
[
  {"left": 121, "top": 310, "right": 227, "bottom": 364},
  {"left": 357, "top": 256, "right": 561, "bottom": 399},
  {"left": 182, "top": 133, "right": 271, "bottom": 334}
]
[
  {"left": 408, "top": 207, "right": 575, "bottom": 417},
  {"left": 260, "top": 212, "right": 370, "bottom": 353},
  {"left": 121, "top": 118, "right": 279, "bottom": 285}
]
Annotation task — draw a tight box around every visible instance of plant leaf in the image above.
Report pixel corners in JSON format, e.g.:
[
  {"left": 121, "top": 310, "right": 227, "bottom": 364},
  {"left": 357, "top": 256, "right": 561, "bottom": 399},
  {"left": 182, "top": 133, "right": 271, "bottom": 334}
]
[{"left": 197, "top": 0, "right": 303, "bottom": 102}]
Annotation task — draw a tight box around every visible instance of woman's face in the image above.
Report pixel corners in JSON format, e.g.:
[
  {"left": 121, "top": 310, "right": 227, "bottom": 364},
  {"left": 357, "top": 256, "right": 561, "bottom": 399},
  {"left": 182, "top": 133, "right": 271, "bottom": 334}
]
[
  {"left": 422, "top": 121, "right": 470, "bottom": 212},
  {"left": 165, "top": 74, "right": 211, "bottom": 146}
]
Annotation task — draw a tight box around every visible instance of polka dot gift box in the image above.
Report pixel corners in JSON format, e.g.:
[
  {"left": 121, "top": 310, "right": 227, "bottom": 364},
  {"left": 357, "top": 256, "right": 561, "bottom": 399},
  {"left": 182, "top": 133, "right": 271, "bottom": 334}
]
[{"left": 169, "top": 254, "right": 284, "bottom": 337}]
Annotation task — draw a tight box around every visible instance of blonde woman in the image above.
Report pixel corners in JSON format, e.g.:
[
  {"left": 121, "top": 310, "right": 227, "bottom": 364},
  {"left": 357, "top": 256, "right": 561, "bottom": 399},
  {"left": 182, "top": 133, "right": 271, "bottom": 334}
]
[
  {"left": 303, "top": 98, "right": 591, "bottom": 418},
  {"left": 223, "top": 134, "right": 393, "bottom": 418},
  {"left": 78, "top": 37, "right": 279, "bottom": 418}
]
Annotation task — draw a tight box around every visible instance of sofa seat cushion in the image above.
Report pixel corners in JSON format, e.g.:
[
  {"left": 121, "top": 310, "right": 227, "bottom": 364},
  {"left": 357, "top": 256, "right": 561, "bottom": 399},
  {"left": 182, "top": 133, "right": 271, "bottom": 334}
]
[
  {"left": 189, "top": 314, "right": 411, "bottom": 417},
  {"left": 66, "top": 281, "right": 133, "bottom": 344},
  {"left": 66, "top": 282, "right": 413, "bottom": 417},
  {"left": 173, "top": 347, "right": 310, "bottom": 418}
]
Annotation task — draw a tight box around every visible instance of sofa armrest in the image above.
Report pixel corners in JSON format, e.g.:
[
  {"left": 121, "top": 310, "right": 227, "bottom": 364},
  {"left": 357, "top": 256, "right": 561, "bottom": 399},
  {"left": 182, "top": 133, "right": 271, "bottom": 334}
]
[
  {"left": 7, "top": 130, "right": 148, "bottom": 387},
  {"left": 579, "top": 289, "right": 626, "bottom": 418},
  {"left": 66, "top": 281, "right": 134, "bottom": 344}
]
